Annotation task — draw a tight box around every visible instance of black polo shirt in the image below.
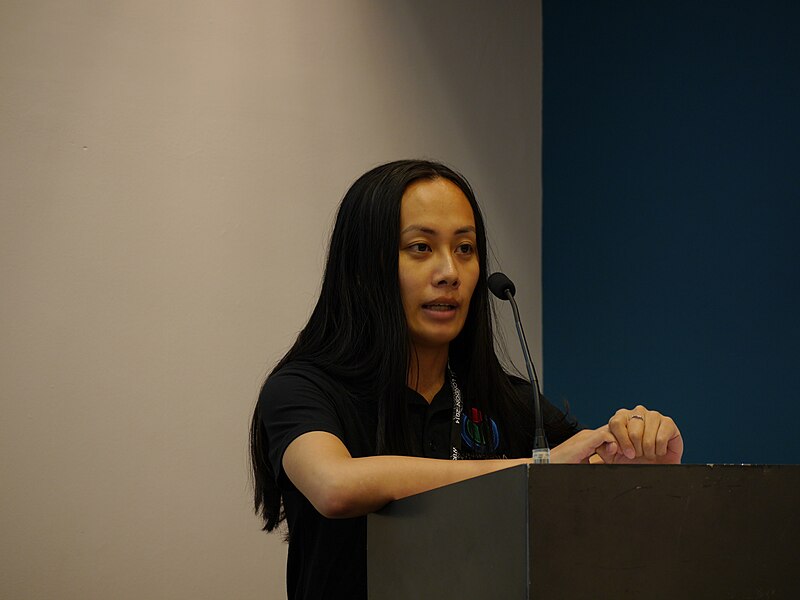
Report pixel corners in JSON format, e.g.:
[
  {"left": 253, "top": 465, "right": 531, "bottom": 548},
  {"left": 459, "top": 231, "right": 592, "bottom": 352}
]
[
  {"left": 405, "top": 383, "right": 455, "bottom": 459},
  {"left": 258, "top": 360, "right": 580, "bottom": 600}
]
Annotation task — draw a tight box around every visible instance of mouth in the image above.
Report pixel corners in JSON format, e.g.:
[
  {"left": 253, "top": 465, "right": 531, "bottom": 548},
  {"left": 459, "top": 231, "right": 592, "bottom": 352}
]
[{"left": 421, "top": 302, "right": 458, "bottom": 312}]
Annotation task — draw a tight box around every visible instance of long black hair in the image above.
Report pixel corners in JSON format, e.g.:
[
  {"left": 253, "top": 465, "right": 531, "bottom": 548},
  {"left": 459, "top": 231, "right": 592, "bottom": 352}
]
[{"left": 250, "top": 159, "right": 536, "bottom": 531}]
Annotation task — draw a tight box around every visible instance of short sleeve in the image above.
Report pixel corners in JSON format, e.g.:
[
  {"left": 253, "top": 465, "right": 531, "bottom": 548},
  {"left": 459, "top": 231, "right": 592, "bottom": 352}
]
[{"left": 257, "top": 367, "right": 346, "bottom": 483}]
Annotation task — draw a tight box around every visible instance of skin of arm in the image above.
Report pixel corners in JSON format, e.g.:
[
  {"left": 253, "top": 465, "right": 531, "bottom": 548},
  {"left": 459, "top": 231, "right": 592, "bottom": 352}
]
[{"left": 282, "top": 427, "right": 617, "bottom": 519}]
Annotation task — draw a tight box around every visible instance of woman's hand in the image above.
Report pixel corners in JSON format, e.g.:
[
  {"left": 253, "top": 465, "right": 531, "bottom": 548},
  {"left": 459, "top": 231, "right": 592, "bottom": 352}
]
[
  {"left": 597, "top": 405, "right": 683, "bottom": 464},
  {"left": 550, "top": 426, "right": 619, "bottom": 464},
  {"left": 550, "top": 406, "right": 683, "bottom": 465}
]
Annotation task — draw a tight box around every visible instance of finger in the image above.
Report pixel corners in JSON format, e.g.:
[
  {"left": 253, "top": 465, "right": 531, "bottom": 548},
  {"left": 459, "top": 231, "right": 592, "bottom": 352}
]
[
  {"left": 589, "top": 424, "right": 617, "bottom": 449},
  {"left": 594, "top": 440, "right": 619, "bottom": 464},
  {"left": 608, "top": 409, "right": 636, "bottom": 459},
  {"left": 625, "top": 406, "right": 648, "bottom": 458},
  {"left": 656, "top": 416, "right": 680, "bottom": 458},
  {"left": 642, "top": 410, "right": 661, "bottom": 461},
  {"left": 552, "top": 426, "right": 615, "bottom": 464},
  {"left": 666, "top": 433, "right": 685, "bottom": 463},
  {"left": 590, "top": 425, "right": 617, "bottom": 461}
]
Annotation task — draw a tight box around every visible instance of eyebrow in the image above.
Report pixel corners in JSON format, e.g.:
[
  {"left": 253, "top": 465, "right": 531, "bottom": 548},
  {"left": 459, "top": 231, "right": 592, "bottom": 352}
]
[{"left": 400, "top": 225, "right": 476, "bottom": 235}]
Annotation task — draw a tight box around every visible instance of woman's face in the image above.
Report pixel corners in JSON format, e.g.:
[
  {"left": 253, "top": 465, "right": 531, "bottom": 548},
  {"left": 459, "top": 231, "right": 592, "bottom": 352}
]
[{"left": 398, "top": 178, "right": 480, "bottom": 352}]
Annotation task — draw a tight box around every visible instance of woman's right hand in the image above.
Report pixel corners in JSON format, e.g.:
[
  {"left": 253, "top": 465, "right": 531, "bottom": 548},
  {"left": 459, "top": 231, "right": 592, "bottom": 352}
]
[{"left": 549, "top": 426, "right": 618, "bottom": 464}]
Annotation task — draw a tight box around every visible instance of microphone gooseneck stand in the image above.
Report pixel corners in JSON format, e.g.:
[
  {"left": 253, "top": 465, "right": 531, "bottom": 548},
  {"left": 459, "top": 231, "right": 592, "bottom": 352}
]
[{"left": 487, "top": 272, "right": 550, "bottom": 464}]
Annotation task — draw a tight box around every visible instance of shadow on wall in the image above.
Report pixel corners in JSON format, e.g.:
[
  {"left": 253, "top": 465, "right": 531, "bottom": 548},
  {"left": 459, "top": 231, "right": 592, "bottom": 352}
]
[{"left": 373, "top": 0, "right": 545, "bottom": 372}]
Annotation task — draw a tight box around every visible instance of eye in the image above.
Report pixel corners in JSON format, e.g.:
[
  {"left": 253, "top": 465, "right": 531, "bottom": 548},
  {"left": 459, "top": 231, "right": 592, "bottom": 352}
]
[
  {"left": 456, "top": 243, "right": 474, "bottom": 255},
  {"left": 409, "top": 242, "right": 431, "bottom": 253}
]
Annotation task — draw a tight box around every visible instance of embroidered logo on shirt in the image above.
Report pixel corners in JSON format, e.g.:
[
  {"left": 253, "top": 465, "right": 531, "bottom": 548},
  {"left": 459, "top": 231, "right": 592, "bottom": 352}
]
[{"left": 461, "top": 407, "right": 500, "bottom": 453}]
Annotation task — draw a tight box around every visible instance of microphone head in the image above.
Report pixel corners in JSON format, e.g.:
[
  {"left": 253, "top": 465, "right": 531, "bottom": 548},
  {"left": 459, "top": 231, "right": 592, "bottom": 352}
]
[{"left": 488, "top": 272, "right": 516, "bottom": 300}]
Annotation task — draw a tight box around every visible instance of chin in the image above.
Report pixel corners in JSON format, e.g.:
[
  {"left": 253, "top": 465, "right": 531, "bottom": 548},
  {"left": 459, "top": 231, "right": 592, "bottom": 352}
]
[{"left": 411, "top": 328, "right": 463, "bottom": 349}]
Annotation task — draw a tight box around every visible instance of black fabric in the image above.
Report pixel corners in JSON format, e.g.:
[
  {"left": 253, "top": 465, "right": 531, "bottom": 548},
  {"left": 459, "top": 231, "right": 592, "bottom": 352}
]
[{"left": 257, "top": 360, "right": 582, "bottom": 600}]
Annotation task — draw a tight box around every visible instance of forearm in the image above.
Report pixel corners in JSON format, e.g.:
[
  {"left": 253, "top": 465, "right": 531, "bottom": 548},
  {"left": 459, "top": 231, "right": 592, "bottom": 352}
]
[
  {"left": 330, "top": 454, "right": 530, "bottom": 517},
  {"left": 284, "top": 427, "right": 619, "bottom": 519},
  {"left": 283, "top": 431, "right": 529, "bottom": 519}
]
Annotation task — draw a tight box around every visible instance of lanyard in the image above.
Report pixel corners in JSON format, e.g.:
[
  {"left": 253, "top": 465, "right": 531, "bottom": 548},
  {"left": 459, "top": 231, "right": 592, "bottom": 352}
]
[{"left": 447, "top": 364, "right": 463, "bottom": 460}]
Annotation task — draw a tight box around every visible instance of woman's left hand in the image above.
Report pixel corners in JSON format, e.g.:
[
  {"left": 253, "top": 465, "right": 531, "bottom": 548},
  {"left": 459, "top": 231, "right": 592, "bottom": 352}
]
[{"left": 595, "top": 405, "right": 683, "bottom": 464}]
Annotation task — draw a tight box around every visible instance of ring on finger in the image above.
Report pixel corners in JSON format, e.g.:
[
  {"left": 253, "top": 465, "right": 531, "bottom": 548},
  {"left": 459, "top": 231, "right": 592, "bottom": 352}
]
[{"left": 628, "top": 414, "right": 645, "bottom": 422}]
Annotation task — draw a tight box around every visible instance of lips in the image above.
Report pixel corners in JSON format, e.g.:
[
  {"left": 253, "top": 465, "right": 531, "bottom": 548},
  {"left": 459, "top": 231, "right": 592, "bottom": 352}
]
[
  {"left": 421, "top": 298, "right": 459, "bottom": 310},
  {"left": 420, "top": 298, "right": 460, "bottom": 318},
  {"left": 422, "top": 303, "right": 456, "bottom": 311}
]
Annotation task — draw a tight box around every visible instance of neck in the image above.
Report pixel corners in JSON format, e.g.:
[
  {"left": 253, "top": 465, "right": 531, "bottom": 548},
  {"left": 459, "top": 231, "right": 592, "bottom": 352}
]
[{"left": 407, "top": 344, "right": 449, "bottom": 403}]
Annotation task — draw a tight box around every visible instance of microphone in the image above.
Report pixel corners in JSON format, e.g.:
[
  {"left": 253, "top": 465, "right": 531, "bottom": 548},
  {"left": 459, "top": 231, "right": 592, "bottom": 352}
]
[{"left": 488, "top": 272, "right": 550, "bottom": 464}]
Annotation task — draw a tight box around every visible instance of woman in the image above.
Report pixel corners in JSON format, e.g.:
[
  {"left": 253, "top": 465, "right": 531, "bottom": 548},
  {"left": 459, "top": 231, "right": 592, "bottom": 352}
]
[{"left": 250, "top": 160, "right": 682, "bottom": 599}]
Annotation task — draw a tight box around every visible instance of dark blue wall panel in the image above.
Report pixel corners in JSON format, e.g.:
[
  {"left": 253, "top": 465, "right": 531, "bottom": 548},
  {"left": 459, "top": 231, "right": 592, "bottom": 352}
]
[{"left": 542, "top": 1, "right": 800, "bottom": 463}]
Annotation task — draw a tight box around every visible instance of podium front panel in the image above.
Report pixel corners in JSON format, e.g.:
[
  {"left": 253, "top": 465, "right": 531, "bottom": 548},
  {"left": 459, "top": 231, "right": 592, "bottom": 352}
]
[
  {"left": 369, "top": 464, "right": 800, "bottom": 599},
  {"left": 528, "top": 464, "right": 800, "bottom": 599},
  {"left": 368, "top": 466, "right": 529, "bottom": 599}
]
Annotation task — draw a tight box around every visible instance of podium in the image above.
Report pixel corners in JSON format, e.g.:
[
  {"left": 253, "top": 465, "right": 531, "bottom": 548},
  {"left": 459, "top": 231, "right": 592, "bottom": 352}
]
[{"left": 367, "top": 464, "right": 800, "bottom": 599}]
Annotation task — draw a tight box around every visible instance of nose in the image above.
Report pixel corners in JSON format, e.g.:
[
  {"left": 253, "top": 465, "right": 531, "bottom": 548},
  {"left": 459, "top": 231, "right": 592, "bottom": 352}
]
[{"left": 434, "top": 252, "right": 460, "bottom": 288}]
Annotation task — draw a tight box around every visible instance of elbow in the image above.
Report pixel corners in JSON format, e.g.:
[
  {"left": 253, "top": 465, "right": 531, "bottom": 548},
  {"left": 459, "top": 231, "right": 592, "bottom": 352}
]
[
  {"left": 315, "top": 496, "right": 355, "bottom": 519},
  {"left": 310, "top": 476, "right": 368, "bottom": 519}
]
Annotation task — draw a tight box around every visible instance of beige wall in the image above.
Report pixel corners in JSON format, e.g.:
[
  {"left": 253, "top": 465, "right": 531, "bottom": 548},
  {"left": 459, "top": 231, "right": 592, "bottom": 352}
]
[{"left": 0, "top": 1, "right": 541, "bottom": 598}]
